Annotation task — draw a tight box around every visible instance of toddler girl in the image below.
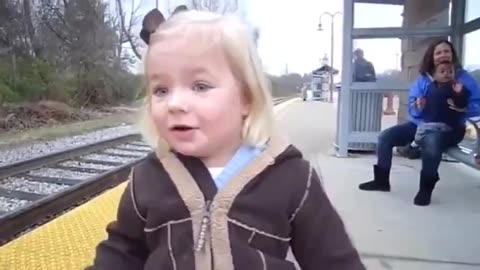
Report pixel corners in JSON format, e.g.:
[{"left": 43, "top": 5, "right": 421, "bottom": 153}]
[
  {"left": 406, "top": 61, "right": 470, "bottom": 155},
  {"left": 88, "top": 8, "right": 365, "bottom": 270}
]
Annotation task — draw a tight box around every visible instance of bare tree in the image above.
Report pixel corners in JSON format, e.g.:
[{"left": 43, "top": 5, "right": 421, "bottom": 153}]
[
  {"left": 115, "top": 0, "right": 142, "bottom": 60},
  {"left": 23, "top": 0, "right": 43, "bottom": 57},
  {"left": 0, "top": 0, "right": 142, "bottom": 106}
]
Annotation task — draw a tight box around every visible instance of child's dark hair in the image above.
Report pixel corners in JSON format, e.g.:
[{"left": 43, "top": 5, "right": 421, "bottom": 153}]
[
  {"left": 434, "top": 60, "right": 453, "bottom": 72},
  {"left": 418, "top": 39, "right": 461, "bottom": 75}
]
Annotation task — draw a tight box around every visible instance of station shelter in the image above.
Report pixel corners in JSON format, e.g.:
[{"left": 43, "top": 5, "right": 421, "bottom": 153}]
[{"left": 336, "top": 0, "right": 480, "bottom": 156}]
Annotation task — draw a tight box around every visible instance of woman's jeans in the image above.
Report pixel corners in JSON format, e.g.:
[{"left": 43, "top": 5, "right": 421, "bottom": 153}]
[{"left": 377, "top": 121, "right": 465, "bottom": 176}]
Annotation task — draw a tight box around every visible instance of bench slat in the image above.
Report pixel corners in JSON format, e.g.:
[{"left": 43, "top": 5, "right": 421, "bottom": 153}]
[{"left": 446, "top": 147, "right": 480, "bottom": 170}]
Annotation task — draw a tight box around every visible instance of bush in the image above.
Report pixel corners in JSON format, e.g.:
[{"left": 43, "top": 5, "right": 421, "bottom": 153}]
[
  {"left": 14, "top": 76, "right": 48, "bottom": 100},
  {"left": 0, "top": 58, "right": 57, "bottom": 102},
  {"left": 0, "top": 81, "right": 21, "bottom": 103},
  {"left": 0, "top": 56, "right": 142, "bottom": 107}
]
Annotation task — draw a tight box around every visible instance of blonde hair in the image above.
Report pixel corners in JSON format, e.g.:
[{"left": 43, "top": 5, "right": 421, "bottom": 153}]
[{"left": 138, "top": 10, "right": 275, "bottom": 150}]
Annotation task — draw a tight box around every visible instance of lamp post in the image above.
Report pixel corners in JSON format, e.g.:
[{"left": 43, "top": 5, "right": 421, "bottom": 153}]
[{"left": 318, "top": 11, "right": 341, "bottom": 103}]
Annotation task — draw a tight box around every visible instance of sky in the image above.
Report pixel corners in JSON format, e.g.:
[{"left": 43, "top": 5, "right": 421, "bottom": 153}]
[{"left": 121, "top": 0, "right": 480, "bottom": 78}]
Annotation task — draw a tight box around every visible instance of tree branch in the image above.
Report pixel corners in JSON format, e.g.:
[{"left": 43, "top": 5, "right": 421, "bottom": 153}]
[
  {"left": 42, "top": 19, "right": 71, "bottom": 46},
  {"left": 191, "top": 0, "right": 238, "bottom": 14},
  {"left": 116, "top": 0, "right": 141, "bottom": 60}
]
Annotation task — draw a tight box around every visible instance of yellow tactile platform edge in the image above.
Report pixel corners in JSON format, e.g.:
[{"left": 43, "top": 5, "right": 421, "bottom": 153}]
[{"left": 0, "top": 182, "right": 127, "bottom": 270}]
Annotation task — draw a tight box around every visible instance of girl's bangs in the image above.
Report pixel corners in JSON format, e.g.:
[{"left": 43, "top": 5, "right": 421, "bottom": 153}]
[{"left": 150, "top": 21, "right": 224, "bottom": 55}]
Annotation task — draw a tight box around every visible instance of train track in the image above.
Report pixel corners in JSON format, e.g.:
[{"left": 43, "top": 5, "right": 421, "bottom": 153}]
[
  {"left": 273, "top": 96, "right": 295, "bottom": 105},
  {"left": 0, "top": 96, "right": 294, "bottom": 245},
  {"left": 0, "top": 134, "right": 151, "bottom": 244}
]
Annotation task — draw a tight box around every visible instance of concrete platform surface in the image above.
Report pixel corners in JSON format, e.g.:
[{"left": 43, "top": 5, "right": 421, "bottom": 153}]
[{"left": 276, "top": 100, "right": 480, "bottom": 270}]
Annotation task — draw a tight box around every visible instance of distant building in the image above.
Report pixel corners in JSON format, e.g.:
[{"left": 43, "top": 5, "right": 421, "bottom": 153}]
[
  {"left": 310, "top": 63, "right": 339, "bottom": 92},
  {"left": 302, "top": 61, "right": 339, "bottom": 101}
]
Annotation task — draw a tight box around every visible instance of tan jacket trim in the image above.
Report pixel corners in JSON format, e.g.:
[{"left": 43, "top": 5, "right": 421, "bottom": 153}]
[
  {"left": 228, "top": 218, "right": 291, "bottom": 242},
  {"left": 144, "top": 217, "right": 193, "bottom": 232},
  {"left": 288, "top": 164, "right": 313, "bottom": 223},
  {"left": 129, "top": 168, "right": 147, "bottom": 222},
  {"left": 248, "top": 231, "right": 256, "bottom": 244},
  {"left": 257, "top": 250, "right": 267, "bottom": 270},
  {"left": 154, "top": 135, "right": 289, "bottom": 270},
  {"left": 210, "top": 135, "right": 289, "bottom": 270},
  {"left": 156, "top": 150, "right": 211, "bottom": 270},
  {"left": 167, "top": 223, "right": 178, "bottom": 270}
]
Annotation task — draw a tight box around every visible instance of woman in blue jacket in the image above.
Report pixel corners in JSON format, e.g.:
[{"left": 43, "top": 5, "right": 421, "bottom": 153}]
[{"left": 358, "top": 39, "right": 480, "bottom": 206}]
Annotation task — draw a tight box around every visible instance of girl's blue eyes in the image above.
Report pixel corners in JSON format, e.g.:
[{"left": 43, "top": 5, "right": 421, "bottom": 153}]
[
  {"left": 192, "top": 82, "right": 212, "bottom": 92},
  {"left": 153, "top": 87, "right": 168, "bottom": 96},
  {"left": 153, "top": 82, "right": 212, "bottom": 96}
]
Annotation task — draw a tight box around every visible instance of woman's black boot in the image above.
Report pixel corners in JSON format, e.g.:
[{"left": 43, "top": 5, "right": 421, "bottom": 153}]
[
  {"left": 413, "top": 171, "right": 440, "bottom": 206},
  {"left": 358, "top": 165, "right": 391, "bottom": 192}
]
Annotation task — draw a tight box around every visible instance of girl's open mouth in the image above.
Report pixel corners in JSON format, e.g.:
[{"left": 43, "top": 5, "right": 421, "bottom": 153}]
[
  {"left": 169, "top": 125, "right": 198, "bottom": 140},
  {"left": 170, "top": 125, "right": 196, "bottom": 131}
]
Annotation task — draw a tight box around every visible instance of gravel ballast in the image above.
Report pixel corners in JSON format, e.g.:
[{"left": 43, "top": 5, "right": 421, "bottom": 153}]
[
  {"left": 103, "top": 148, "right": 147, "bottom": 157},
  {"left": 0, "top": 125, "right": 138, "bottom": 166},
  {"left": 59, "top": 161, "right": 116, "bottom": 171},
  {"left": 82, "top": 154, "right": 137, "bottom": 164},
  {"left": 117, "top": 143, "right": 152, "bottom": 152},
  {"left": 0, "top": 196, "right": 31, "bottom": 213},
  {"left": 28, "top": 168, "right": 96, "bottom": 180},
  {"left": 1, "top": 176, "right": 69, "bottom": 195}
]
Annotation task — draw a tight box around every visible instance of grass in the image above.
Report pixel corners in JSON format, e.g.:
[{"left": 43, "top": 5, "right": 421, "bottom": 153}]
[{"left": 0, "top": 111, "right": 138, "bottom": 150}]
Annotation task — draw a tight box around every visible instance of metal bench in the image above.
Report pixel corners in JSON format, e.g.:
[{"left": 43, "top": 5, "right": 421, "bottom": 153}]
[{"left": 445, "top": 116, "right": 480, "bottom": 170}]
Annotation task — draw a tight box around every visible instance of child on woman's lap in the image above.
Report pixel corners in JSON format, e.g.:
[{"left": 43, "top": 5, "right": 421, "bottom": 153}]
[
  {"left": 87, "top": 8, "right": 364, "bottom": 270},
  {"left": 402, "top": 61, "right": 470, "bottom": 157}
]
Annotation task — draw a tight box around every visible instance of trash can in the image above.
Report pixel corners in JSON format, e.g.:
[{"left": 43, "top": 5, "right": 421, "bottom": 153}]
[{"left": 348, "top": 91, "right": 383, "bottom": 151}]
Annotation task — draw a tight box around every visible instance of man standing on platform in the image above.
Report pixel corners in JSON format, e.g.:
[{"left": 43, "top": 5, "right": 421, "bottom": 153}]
[{"left": 353, "top": 48, "right": 376, "bottom": 83}]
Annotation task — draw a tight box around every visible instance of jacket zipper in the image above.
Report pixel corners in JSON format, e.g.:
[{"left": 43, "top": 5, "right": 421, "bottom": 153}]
[
  {"left": 209, "top": 201, "right": 214, "bottom": 270},
  {"left": 194, "top": 200, "right": 212, "bottom": 252}
]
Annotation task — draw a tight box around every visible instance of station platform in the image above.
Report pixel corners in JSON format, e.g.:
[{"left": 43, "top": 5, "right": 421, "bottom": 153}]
[{"left": 1, "top": 99, "right": 480, "bottom": 270}]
